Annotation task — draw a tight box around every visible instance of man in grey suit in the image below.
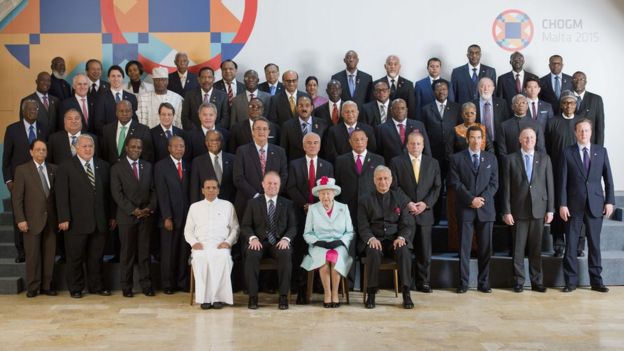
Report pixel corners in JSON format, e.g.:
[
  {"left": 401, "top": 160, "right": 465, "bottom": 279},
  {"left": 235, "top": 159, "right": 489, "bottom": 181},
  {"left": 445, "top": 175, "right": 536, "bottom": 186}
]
[
  {"left": 502, "top": 127, "right": 554, "bottom": 293},
  {"left": 229, "top": 70, "right": 271, "bottom": 128}
]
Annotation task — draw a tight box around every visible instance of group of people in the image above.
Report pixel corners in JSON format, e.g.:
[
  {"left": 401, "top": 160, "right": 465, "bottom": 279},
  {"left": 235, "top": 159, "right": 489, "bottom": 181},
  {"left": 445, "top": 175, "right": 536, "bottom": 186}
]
[{"left": 3, "top": 45, "right": 615, "bottom": 311}]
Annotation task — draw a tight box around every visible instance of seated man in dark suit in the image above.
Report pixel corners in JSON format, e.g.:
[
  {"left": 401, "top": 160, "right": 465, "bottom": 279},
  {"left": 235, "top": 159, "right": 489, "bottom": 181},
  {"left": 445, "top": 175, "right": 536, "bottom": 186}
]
[
  {"left": 229, "top": 98, "right": 280, "bottom": 152},
  {"left": 49, "top": 57, "right": 71, "bottom": 101},
  {"left": 572, "top": 71, "right": 605, "bottom": 146},
  {"left": 375, "top": 98, "right": 431, "bottom": 163},
  {"left": 60, "top": 73, "right": 96, "bottom": 133},
  {"left": 214, "top": 59, "right": 245, "bottom": 105},
  {"left": 524, "top": 77, "right": 554, "bottom": 131},
  {"left": 372, "top": 55, "right": 417, "bottom": 119},
  {"left": 150, "top": 102, "right": 189, "bottom": 162},
  {"left": 449, "top": 126, "right": 498, "bottom": 294},
  {"left": 331, "top": 50, "right": 372, "bottom": 109},
  {"left": 190, "top": 130, "right": 235, "bottom": 204},
  {"left": 94, "top": 65, "right": 138, "bottom": 133},
  {"left": 538, "top": 55, "right": 573, "bottom": 115},
  {"left": 390, "top": 132, "right": 441, "bottom": 293},
  {"left": 100, "top": 100, "right": 154, "bottom": 165},
  {"left": 313, "top": 79, "right": 343, "bottom": 126},
  {"left": 451, "top": 44, "right": 497, "bottom": 104},
  {"left": 85, "top": 59, "right": 110, "bottom": 101},
  {"left": 188, "top": 102, "right": 230, "bottom": 158},
  {"left": 269, "top": 70, "right": 310, "bottom": 126},
  {"left": 496, "top": 51, "right": 538, "bottom": 111},
  {"left": 559, "top": 119, "right": 614, "bottom": 293},
  {"left": 358, "top": 165, "right": 415, "bottom": 309},
  {"left": 280, "top": 95, "right": 328, "bottom": 161},
  {"left": 414, "top": 58, "right": 455, "bottom": 121},
  {"left": 167, "top": 52, "right": 198, "bottom": 97},
  {"left": 496, "top": 94, "right": 545, "bottom": 158},
  {"left": 241, "top": 171, "right": 298, "bottom": 310},
  {"left": 258, "top": 63, "right": 283, "bottom": 96},
  {"left": 323, "top": 101, "right": 376, "bottom": 163},
  {"left": 230, "top": 69, "right": 272, "bottom": 128},
  {"left": 181, "top": 66, "right": 229, "bottom": 130},
  {"left": 20, "top": 72, "right": 59, "bottom": 132},
  {"left": 361, "top": 80, "right": 391, "bottom": 127},
  {"left": 110, "top": 136, "right": 157, "bottom": 297}
]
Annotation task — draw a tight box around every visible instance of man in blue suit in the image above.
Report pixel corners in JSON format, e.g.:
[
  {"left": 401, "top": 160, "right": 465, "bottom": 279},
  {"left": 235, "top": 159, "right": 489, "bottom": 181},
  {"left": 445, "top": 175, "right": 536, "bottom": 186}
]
[
  {"left": 559, "top": 118, "right": 614, "bottom": 293},
  {"left": 414, "top": 58, "right": 454, "bottom": 121},
  {"left": 451, "top": 44, "right": 497, "bottom": 104}
]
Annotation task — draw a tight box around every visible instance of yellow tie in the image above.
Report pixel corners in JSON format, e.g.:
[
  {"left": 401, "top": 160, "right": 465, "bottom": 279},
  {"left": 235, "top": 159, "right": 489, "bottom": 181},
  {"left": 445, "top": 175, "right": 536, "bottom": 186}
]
[
  {"left": 289, "top": 95, "right": 296, "bottom": 115},
  {"left": 412, "top": 158, "right": 420, "bottom": 183}
]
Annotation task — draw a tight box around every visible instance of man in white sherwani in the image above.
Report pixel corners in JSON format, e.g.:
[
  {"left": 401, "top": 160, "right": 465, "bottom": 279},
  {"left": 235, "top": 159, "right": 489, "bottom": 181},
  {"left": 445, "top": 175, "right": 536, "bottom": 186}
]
[
  {"left": 137, "top": 67, "right": 183, "bottom": 128},
  {"left": 184, "top": 178, "right": 239, "bottom": 309}
]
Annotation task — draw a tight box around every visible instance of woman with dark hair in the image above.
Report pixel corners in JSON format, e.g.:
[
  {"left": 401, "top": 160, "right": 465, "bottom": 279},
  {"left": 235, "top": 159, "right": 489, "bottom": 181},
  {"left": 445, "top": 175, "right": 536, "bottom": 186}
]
[
  {"left": 124, "top": 60, "right": 154, "bottom": 96},
  {"left": 305, "top": 76, "right": 328, "bottom": 108}
]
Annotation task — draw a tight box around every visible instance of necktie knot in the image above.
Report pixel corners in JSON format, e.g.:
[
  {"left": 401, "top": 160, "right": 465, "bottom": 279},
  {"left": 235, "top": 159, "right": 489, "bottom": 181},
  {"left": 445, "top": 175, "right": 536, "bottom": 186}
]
[
  {"left": 472, "top": 154, "right": 480, "bottom": 170},
  {"left": 115, "top": 92, "right": 121, "bottom": 103}
]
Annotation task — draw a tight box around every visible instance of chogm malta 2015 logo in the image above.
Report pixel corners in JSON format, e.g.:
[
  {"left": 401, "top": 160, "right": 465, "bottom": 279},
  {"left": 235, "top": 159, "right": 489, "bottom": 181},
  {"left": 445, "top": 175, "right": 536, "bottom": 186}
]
[{"left": 492, "top": 9, "right": 534, "bottom": 51}]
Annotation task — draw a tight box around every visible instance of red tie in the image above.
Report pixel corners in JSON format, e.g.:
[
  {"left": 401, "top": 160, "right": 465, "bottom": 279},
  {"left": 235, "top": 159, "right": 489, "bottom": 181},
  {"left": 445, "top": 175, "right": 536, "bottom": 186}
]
[
  {"left": 308, "top": 159, "right": 316, "bottom": 203},
  {"left": 227, "top": 82, "right": 234, "bottom": 105},
  {"left": 177, "top": 161, "right": 183, "bottom": 180},
  {"left": 515, "top": 74, "right": 522, "bottom": 93},
  {"left": 331, "top": 103, "right": 339, "bottom": 125},
  {"left": 398, "top": 123, "right": 405, "bottom": 144},
  {"left": 132, "top": 161, "right": 139, "bottom": 180},
  {"left": 81, "top": 98, "right": 89, "bottom": 124},
  {"left": 259, "top": 148, "right": 266, "bottom": 176}
]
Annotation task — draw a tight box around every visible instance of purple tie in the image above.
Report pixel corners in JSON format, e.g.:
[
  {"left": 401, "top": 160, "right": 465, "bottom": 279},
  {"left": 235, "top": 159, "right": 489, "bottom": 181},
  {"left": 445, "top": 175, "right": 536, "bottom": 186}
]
[
  {"left": 355, "top": 155, "right": 363, "bottom": 175},
  {"left": 583, "top": 147, "right": 590, "bottom": 172}
]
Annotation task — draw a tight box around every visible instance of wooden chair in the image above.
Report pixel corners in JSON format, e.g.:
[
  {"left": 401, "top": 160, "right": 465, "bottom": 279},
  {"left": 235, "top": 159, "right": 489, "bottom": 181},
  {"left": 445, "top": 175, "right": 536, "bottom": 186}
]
[
  {"left": 305, "top": 266, "right": 349, "bottom": 304},
  {"left": 258, "top": 258, "right": 292, "bottom": 303},
  {"left": 361, "top": 258, "right": 399, "bottom": 304}
]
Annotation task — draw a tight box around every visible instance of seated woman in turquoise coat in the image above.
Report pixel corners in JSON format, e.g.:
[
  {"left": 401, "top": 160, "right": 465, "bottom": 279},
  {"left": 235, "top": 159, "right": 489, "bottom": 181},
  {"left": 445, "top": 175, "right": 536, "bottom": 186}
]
[{"left": 301, "top": 177, "right": 354, "bottom": 308}]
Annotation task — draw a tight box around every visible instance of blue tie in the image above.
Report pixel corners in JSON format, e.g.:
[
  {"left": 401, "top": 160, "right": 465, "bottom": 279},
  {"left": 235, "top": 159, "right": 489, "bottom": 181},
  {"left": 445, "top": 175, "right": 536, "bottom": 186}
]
[
  {"left": 471, "top": 68, "right": 478, "bottom": 83},
  {"left": 348, "top": 74, "right": 355, "bottom": 97},
  {"left": 115, "top": 92, "right": 121, "bottom": 103},
  {"left": 472, "top": 153, "right": 479, "bottom": 170},
  {"left": 554, "top": 76, "right": 561, "bottom": 99},
  {"left": 270, "top": 85, "right": 276, "bottom": 96},
  {"left": 524, "top": 154, "right": 533, "bottom": 182},
  {"left": 165, "top": 130, "right": 173, "bottom": 139},
  {"left": 28, "top": 125, "right": 36, "bottom": 144}
]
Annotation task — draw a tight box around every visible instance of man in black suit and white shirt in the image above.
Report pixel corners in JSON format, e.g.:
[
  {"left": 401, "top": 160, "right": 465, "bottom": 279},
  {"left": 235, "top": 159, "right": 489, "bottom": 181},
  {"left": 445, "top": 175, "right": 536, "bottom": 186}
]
[
  {"left": 375, "top": 99, "right": 431, "bottom": 163},
  {"left": 60, "top": 73, "right": 96, "bottom": 133},
  {"left": 49, "top": 57, "right": 71, "bottom": 102},
  {"left": 331, "top": 50, "right": 372, "bottom": 109},
  {"left": 268, "top": 70, "right": 310, "bottom": 126},
  {"left": 167, "top": 52, "right": 198, "bottom": 97},
  {"left": 538, "top": 55, "right": 573, "bottom": 115},
  {"left": 94, "top": 65, "right": 138, "bottom": 133},
  {"left": 258, "top": 63, "right": 283, "bottom": 96},
  {"left": 229, "top": 69, "right": 271, "bottom": 128},
  {"left": 19, "top": 72, "right": 59, "bottom": 132},
  {"left": 150, "top": 102, "right": 189, "bottom": 162},
  {"left": 181, "top": 67, "right": 230, "bottom": 130},
  {"left": 361, "top": 80, "right": 391, "bottom": 127},
  {"left": 451, "top": 44, "right": 497, "bottom": 104},
  {"left": 323, "top": 101, "right": 376, "bottom": 163},
  {"left": 214, "top": 59, "right": 245, "bottom": 105},
  {"left": 85, "top": 59, "right": 110, "bottom": 102},
  {"left": 572, "top": 71, "right": 605, "bottom": 146},
  {"left": 372, "top": 55, "right": 417, "bottom": 119},
  {"left": 524, "top": 77, "right": 554, "bottom": 131},
  {"left": 229, "top": 98, "right": 280, "bottom": 152},
  {"left": 313, "top": 80, "right": 343, "bottom": 126},
  {"left": 280, "top": 95, "right": 328, "bottom": 161},
  {"left": 100, "top": 100, "right": 154, "bottom": 165},
  {"left": 496, "top": 51, "right": 538, "bottom": 111},
  {"left": 190, "top": 130, "right": 235, "bottom": 204}
]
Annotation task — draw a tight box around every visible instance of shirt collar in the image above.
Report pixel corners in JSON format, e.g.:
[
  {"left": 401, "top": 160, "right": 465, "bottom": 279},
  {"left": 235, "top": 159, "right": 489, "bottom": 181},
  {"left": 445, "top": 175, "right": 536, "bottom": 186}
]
[
  {"left": 33, "top": 160, "right": 46, "bottom": 168},
  {"left": 265, "top": 195, "right": 278, "bottom": 204},
  {"left": 209, "top": 151, "right": 222, "bottom": 160},
  {"left": 578, "top": 143, "right": 591, "bottom": 151},
  {"left": 409, "top": 153, "right": 422, "bottom": 162},
  {"left": 160, "top": 124, "right": 172, "bottom": 133},
  {"left": 126, "top": 156, "right": 138, "bottom": 165},
  {"left": 353, "top": 150, "right": 367, "bottom": 160},
  {"left": 255, "top": 143, "right": 267, "bottom": 153},
  {"left": 305, "top": 155, "right": 317, "bottom": 164},
  {"left": 201, "top": 88, "right": 213, "bottom": 96},
  {"left": 521, "top": 149, "right": 534, "bottom": 157},
  {"left": 470, "top": 64, "right": 481, "bottom": 72},
  {"left": 169, "top": 154, "right": 182, "bottom": 164},
  {"left": 23, "top": 119, "right": 36, "bottom": 130},
  {"left": 36, "top": 91, "right": 47, "bottom": 99},
  {"left": 77, "top": 155, "right": 92, "bottom": 167}
]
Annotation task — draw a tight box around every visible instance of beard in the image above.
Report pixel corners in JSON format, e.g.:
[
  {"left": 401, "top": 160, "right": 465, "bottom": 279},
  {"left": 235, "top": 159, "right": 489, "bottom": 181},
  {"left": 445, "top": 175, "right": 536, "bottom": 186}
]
[
  {"left": 52, "top": 71, "right": 66, "bottom": 79},
  {"left": 480, "top": 92, "right": 493, "bottom": 100}
]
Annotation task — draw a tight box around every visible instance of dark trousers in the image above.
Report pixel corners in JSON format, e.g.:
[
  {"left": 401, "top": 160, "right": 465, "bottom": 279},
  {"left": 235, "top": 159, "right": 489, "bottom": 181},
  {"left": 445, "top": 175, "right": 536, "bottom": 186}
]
[
  {"left": 552, "top": 214, "right": 586, "bottom": 254},
  {"left": 563, "top": 211, "right": 604, "bottom": 287},
  {"left": 12, "top": 217, "right": 24, "bottom": 257},
  {"left": 413, "top": 224, "right": 432, "bottom": 287},
  {"left": 119, "top": 219, "right": 153, "bottom": 291},
  {"left": 459, "top": 219, "right": 493, "bottom": 288},
  {"left": 365, "top": 240, "right": 412, "bottom": 290},
  {"left": 64, "top": 230, "right": 107, "bottom": 293},
  {"left": 291, "top": 231, "right": 308, "bottom": 292},
  {"left": 160, "top": 227, "right": 190, "bottom": 290},
  {"left": 245, "top": 241, "right": 292, "bottom": 296},
  {"left": 512, "top": 218, "right": 544, "bottom": 286},
  {"left": 23, "top": 224, "right": 56, "bottom": 292}
]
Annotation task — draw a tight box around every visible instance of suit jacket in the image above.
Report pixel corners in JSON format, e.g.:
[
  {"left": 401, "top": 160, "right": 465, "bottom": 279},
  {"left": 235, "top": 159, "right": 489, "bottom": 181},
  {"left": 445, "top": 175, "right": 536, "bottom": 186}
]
[
  {"left": 449, "top": 150, "right": 498, "bottom": 222},
  {"left": 167, "top": 71, "right": 198, "bottom": 98},
  {"left": 240, "top": 195, "right": 298, "bottom": 243},
  {"left": 496, "top": 116, "right": 545, "bottom": 158},
  {"left": 371, "top": 76, "right": 417, "bottom": 119},
  {"left": 12, "top": 162, "right": 58, "bottom": 235},
  {"left": 93, "top": 90, "right": 138, "bottom": 134},
  {"left": 60, "top": 96, "right": 96, "bottom": 133},
  {"left": 313, "top": 100, "right": 343, "bottom": 126},
  {"left": 154, "top": 157, "right": 190, "bottom": 229},
  {"left": 46, "top": 131, "right": 98, "bottom": 165},
  {"left": 451, "top": 63, "right": 497, "bottom": 104},
  {"left": 420, "top": 100, "right": 462, "bottom": 163},
  {"left": 474, "top": 97, "right": 510, "bottom": 142},
  {"left": 360, "top": 100, "right": 388, "bottom": 127},
  {"left": 527, "top": 99, "right": 554, "bottom": 131},
  {"left": 538, "top": 73, "right": 572, "bottom": 115},
  {"left": 268, "top": 90, "right": 311, "bottom": 126},
  {"left": 187, "top": 127, "right": 230, "bottom": 158},
  {"left": 55, "top": 157, "right": 111, "bottom": 234},
  {"left": 414, "top": 77, "right": 455, "bottom": 121},
  {"left": 189, "top": 152, "right": 235, "bottom": 204},
  {"left": 576, "top": 91, "right": 605, "bottom": 146},
  {"left": 228, "top": 118, "right": 280, "bottom": 153},
  {"left": 87, "top": 80, "right": 110, "bottom": 102},
  {"left": 258, "top": 81, "right": 284, "bottom": 96},
  {"left": 286, "top": 156, "right": 334, "bottom": 209},
  {"left": 496, "top": 70, "right": 538, "bottom": 109},
  {"left": 181, "top": 88, "right": 230, "bottom": 130},
  {"left": 357, "top": 189, "right": 415, "bottom": 248},
  {"left": 389, "top": 154, "right": 441, "bottom": 225},
  {"left": 2, "top": 121, "right": 49, "bottom": 182},
  {"left": 110, "top": 158, "right": 157, "bottom": 225},
  {"left": 374, "top": 119, "right": 432, "bottom": 163},
  {"left": 214, "top": 79, "right": 245, "bottom": 98},
  {"left": 233, "top": 143, "right": 288, "bottom": 215},
  {"left": 334, "top": 151, "right": 385, "bottom": 227},
  {"left": 331, "top": 69, "right": 373, "bottom": 108},
  {"left": 280, "top": 117, "right": 328, "bottom": 161},
  {"left": 502, "top": 151, "right": 554, "bottom": 219},
  {"left": 49, "top": 75, "right": 72, "bottom": 101},
  {"left": 229, "top": 90, "right": 272, "bottom": 128},
  {"left": 559, "top": 144, "right": 615, "bottom": 218},
  {"left": 100, "top": 120, "right": 154, "bottom": 164},
  {"left": 322, "top": 122, "right": 376, "bottom": 163},
  {"left": 149, "top": 125, "right": 190, "bottom": 162},
  {"left": 20, "top": 93, "right": 59, "bottom": 132}
]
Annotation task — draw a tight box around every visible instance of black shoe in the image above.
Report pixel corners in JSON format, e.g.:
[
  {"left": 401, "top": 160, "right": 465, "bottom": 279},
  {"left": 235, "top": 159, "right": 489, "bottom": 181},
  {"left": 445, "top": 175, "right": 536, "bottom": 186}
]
[
  {"left": 15, "top": 255, "right": 25, "bottom": 263},
  {"left": 143, "top": 288, "right": 155, "bottom": 297},
  {"left": 248, "top": 296, "right": 258, "bottom": 310},
  {"left": 122, "top": 290, "right": 133, "bottom": 298},
  {"left": 456, "top": 286, "right": 468, "bottom": 294},
  {"left": 70, "top": 291, "right": 83, "bottom": 298},
  {"left": 417, "top": 285, "right": 432, "bottom": 293},
  {"left": 513, "top": 284, "right": 524, "bottom": 293},
  {"left": 56, "top": 256, "right": 66, "bottom": 264},
  {"left": 278, "top": 295, "right": 288, "bottom": 310},
  {"left": 212, "top": 302, "right": 224, "bottom": 309},
  {"left": 163, "top": 288, "right": 175, "bottom": 295},
  {"left": 531, "top": 285, "right": 547, "bottom": 293},
  {"left": 365, "top": 293, "right": 376, "bottom": 309},
  {"left": 478, "top": 286, "right": 492, "bottom": 293},
  {"left": 26, "top": 290, "right": 38, "bottom": 298},
  {"left": 332, "top": 302, "right": 340, "bottom": 308},
  {"left": 402, "top": 289, "right": 414, "bottom": 309},
  {"left": 591, "top": 285, "right": 609, "bottom": 293},
  {"left": 96, "top": 290, "right": 112, "bottom": 296},
  {"left": 296, "top": 292, "right": 308, "bottom": 305},
  {"left": 323, "top": 302, "right": 332, "bottom": 308},
  {"left": 200, "top": 303, "right": 212, "bottom": 310},
  {"left": 40, "top": 289, "right": 57, "bottom": 296},
  {"left": 562, "top": 285, "right": 576, "bottom": 293},
  {"left": 553, "top": 250, "right": 563, "bottom": 258},
  {"left": 577, "top": 251, "right": 585, "bottom": 257}
]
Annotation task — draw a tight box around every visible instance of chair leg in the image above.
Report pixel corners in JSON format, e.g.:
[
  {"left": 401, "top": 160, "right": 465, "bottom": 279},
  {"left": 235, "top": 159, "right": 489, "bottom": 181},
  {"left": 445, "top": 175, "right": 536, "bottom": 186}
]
[
  {"left": 362, "top": 264, "right": 368, "bottom": 304},
  {"left": 306, "top": 270, "right": 314, "bottom": 304},
  {"left": 342, "top": 277, "right": 350, "bottom": 304},
  {"left": 189, "top": 265, "right": 195, "bottom": 306},
  {"left": 393, "top": 268, "right": 399, "bottom": 298}
]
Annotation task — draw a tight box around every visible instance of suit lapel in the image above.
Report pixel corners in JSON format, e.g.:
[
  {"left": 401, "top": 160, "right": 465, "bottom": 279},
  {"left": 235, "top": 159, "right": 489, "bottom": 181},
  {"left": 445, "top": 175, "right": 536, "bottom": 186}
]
[
  {"left": 572, "top": 147, "right": 587, "bottom": 178},
  {"left": 73, "top": 157, "right": 93, "bottom": 191},
  {"left": 251, "top": 144, "right": 263, "bottom": 179}
]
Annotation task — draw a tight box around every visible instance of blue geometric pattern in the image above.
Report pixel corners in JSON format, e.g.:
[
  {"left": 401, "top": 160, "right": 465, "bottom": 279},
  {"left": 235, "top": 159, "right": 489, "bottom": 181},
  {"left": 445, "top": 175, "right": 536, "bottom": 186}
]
[
  {"left": 40, "top": 0, "right": 101, "bottom": 33},
  {"left": 149, "top": 0, "right": 210, "bottom": 32}
]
